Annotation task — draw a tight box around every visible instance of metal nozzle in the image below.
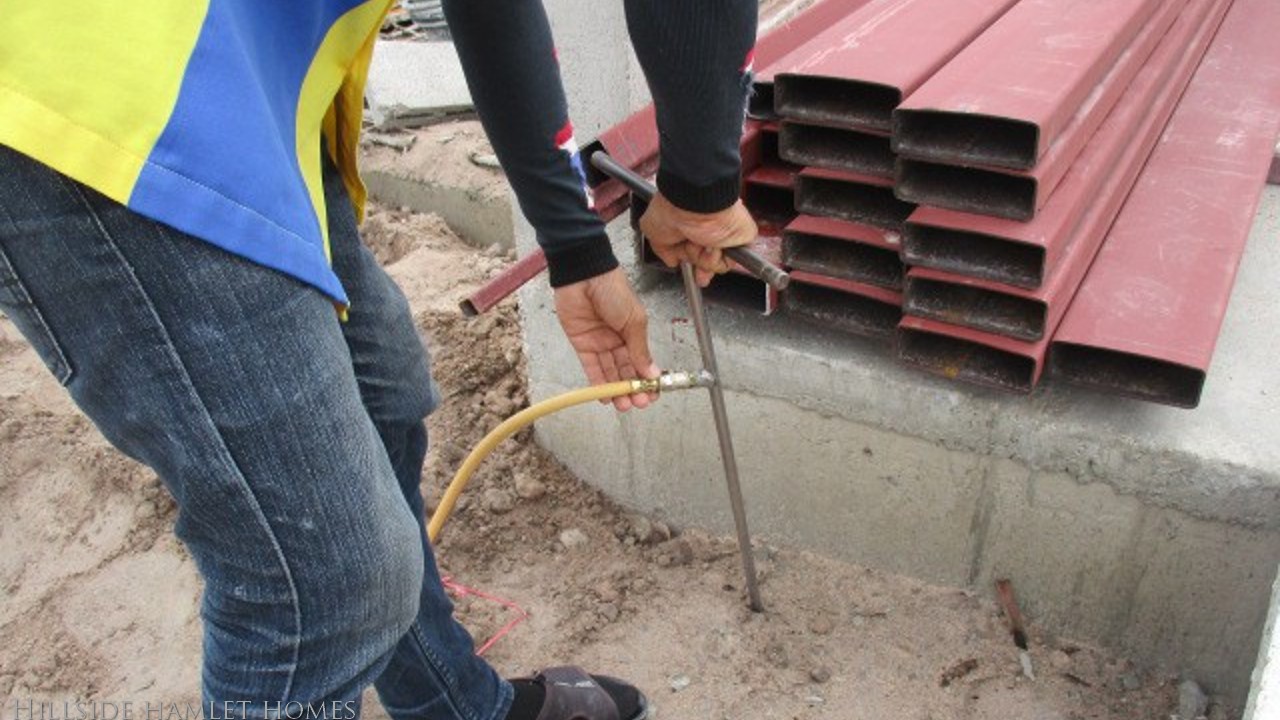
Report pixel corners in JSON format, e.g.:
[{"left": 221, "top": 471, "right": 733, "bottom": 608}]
[
  {"left": 660, "top": 369, "right": 716, "bottom": 391},
  {"left": 630, "top": 370, "right": 716, "bottom": 395}
]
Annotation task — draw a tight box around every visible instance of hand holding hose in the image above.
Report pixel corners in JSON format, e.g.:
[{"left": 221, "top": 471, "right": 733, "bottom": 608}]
[
  {"left": 639, "top": 195, "right": 758, "bottom": 287},
  {"left": 553, "top": 267, "right": 660, "bottom": 412}
]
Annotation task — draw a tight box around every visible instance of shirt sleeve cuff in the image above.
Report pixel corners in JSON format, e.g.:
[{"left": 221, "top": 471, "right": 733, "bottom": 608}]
[
  {"left": 543, "top": 234, "right": 620, "bottom": 288},
  {"left": 657, "top": 166, "right": 742, "bottom": 214}
]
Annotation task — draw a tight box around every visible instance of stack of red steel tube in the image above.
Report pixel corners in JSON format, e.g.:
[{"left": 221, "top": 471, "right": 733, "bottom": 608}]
[
  {"left": 465, "top": 0, "right": 1280, "bottom": 408},
  {"left": 767, "top": 0, "right": 1280, "bottom": 407}
]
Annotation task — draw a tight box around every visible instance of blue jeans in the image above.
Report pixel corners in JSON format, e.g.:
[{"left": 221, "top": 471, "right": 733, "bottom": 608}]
[{"left": 0, "top": 145, "right": 513, "bottom": 720}]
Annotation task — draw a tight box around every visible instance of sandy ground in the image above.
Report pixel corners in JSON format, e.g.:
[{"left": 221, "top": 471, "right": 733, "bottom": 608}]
[{"left": 0, "top": 182, "right": 1201, "bottom": 718}]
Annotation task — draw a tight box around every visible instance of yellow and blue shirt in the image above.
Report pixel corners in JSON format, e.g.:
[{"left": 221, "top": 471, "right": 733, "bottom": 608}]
[
  {"left": 0, "top": 1, "right": 392, "bottom": 305},
  {"left": 1, "top": 0, "right": 756, "bottom": 298}
]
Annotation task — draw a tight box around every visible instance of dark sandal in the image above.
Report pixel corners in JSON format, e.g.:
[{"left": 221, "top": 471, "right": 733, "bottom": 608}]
[{"left": 524, "top": 666, "right": 649, "bottom": 720}]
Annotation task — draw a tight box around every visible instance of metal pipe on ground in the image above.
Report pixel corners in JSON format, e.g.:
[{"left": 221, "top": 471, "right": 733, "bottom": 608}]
[
  {"left": 899, "top": 0, "right": 1220, "bottom": 290},
  {"left": 770, "top": 0, "right": 1019, "bottom": 132},
  {"left": 892, "top": 0, "right": 1165, "bottom": 171},
  {"left": 781, "top": 270, "right": 903, "bottom": 340},
  {"left": 795, "top": 167, "right": 915, "bottom": 230},
  {"left": 1050, "top": 0, "right": 1280, "bottom": 409},
  {"left": 782, "top": 214, "right": 904, "bottom": 290},
  {"left": 893, "top": 0, "right": 1186, "bottom": 221},
  {"left": 748, "top": 0, "right": 879, "bottom": 119},
  {"left": 779, "top": 122, "right": 895, "bottom": 178},
  {"left": 898, "top": 0, "right": 1230, "bottom": 355}
]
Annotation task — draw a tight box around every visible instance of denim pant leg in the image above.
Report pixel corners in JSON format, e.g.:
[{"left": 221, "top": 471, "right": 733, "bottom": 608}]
[
  {"left": 318, "top": 162, "right": 512, "bottom": 720},
  {"left": 0, "top": 146, "right": 503, "bottom": 720}
]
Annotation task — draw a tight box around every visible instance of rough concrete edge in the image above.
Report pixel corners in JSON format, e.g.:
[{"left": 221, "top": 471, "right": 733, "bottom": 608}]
[
  {"left": 362, "top": 168, "right": 514, "bottom": 251},
  {"left": 621, "top": 280, "right": 1280, "bottom": 533},
  {"left": 1245, "top": 562, "right": 1280, "bottom": 719}
]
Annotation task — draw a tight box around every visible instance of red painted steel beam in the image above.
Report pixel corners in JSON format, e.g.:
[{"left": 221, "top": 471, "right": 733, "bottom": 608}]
[
  {"left": 897, "top": 315, "right": 1043, "bottom": 393},
  {"left": 779, "top": 122, "right": 895, "bottom": 178},
  {"left": 894, "top": 0, "right": 1186, "bottom": 221},
  {"left": 744, "top": 124, "right": 802, "bottom": 190},
  {"left": 901, "top": 0, "right": 1225, "bottom": 341},
  {"left": 900, "top": 0, "right": 1219, "bottom": 290},
  {"left": 1050, "top": 0, "right": 1280, "bottom": 408},
  {"left": 770, "top": 0, "right": 1019, "bottom": 132},
  {"left": 747, "top": 164, "right": 800, "bottom": 190},
  {"left": 893, "top": 0, "right": 1163, "bottom": 171},
  {"left": 782, "top": 270, "right": 903, "bottom": 340},
  {"left": 795, "top": 166, "right": 915, "bottom": 229},
  {"left": 748, "top": 0, "right": 879, "bottom": 119},
  {"left": 459, "top": 251, "right": 550, "bottom": 316},
  {"left": 579, "top": 104, "right": 660, "bottom": 223},
  {"left": 782, "top": 215, "right": 904, "bottom": 290}
]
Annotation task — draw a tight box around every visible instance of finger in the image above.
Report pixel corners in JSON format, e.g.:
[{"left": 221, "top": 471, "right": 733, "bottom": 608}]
[
  {"left": 597, "top": 351, "right": 632, "bottom": 412},
  {"left": 642, "top": 360, "right": 660, "bottom": 405},
  {"left": 576, "top": 351, "right": 613, "bottom": 405},
  {"left": 648, "top": 237, "right": 684, "bottom": 269},
  {"left": 640, "top": 212, "right": 687, "bottom": 269},
  {"left": 696, "top": 266, "right": 714, "bottom": 287},
  {"left": 680, "top": 242, "right": 704, "bottom": 269},
  {"left": 698, "top": 246, "right": 727, "bottom": 274},
  {"left": 613, "top": 349, "right": 649, "bottom": 410}
]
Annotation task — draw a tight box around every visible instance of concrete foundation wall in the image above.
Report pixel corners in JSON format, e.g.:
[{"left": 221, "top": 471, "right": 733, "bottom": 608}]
[
  {"left": 1245, "top": 563, "right": 1280, "bottom": 719},
  {"left": 518, "top": 2, "right": 1280, "bottom": 705}
]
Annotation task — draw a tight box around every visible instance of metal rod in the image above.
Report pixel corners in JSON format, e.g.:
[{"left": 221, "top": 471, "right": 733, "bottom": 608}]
[
  {"left": 679, "top": 261, "right": 763, "bottom": 612},
  {"left": 589, "top": 152, "right": 791, "bottom": 291}
]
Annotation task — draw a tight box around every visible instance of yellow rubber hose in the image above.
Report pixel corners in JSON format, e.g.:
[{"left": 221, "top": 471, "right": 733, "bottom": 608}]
[
  {"left": 428, "top": 380, "right": 644, "bottom": 543},
  {"left": 427, "top": 371, "right": 712, "bottom": 543}
]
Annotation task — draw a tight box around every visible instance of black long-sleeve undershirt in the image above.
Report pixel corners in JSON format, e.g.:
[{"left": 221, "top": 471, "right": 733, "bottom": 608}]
[{"left": 442, "top": 0, "right": 757, "bottom": 287}]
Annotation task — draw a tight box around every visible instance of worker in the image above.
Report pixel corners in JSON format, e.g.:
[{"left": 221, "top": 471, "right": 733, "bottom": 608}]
[{"left": 0, "top": 0, "right": 756, "bottom": 718}]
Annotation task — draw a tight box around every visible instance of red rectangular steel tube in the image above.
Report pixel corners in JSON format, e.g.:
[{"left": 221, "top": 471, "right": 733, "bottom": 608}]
[
  {"left": 782, "top": 270, "right": 903, "bottom": 339},
  {"left": 795, "top": 166, "right": 915, "bottom": 229},
  {"left": 783, "top": 215, "right": 904, "bottom": 290},
  {"left": 897, "top": 314, "right": 1046, "bottom": 393},
  {"left": 459, "top": 250, "right": 549, "bottom": 316},
  {"left": 749, "top": 0, "right": 879, "bottom": 119},
  {"left": 899, "top": 0, "right": 1223, "bottom": 290},
  {"left": 1050, "top": 0, "right": 1280, "bottom": 408},
  {"left": 779, "top": 122, "right": 895, "bottom": 178},
  {"left": 747, "top": 164, "right": 800, "bottom": 190},
  {"left": 900, "top": 0, "right": 1230, "bottom": 343},
  {"left": 745, "top": 125, "right": 801, "bottom": 189},
  {"left": 769, "top": 0, "right": 1018, "bottom": 132},
  {"left": 893, "top": 0, "right": 1187, "bottom": 220},
  {"left": 743, "top": 182, "right": 798, "bottom": 227},
  {"left": 893, "top": 0, "right": 1162, "bottom": 172}
]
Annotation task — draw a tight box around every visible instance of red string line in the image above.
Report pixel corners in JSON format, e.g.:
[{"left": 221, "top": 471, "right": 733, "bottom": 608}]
[{"left": 442, "top": 576, "right": 530, "bottom": 656}]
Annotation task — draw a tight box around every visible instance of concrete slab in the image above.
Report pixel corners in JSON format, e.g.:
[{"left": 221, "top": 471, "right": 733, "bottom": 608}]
[
  {"left": 365, "top": 40, "right": 472, "bottom": 128},
  {"left": 360, "top": 121, "right": 513, "bottom": 250},
  {"left": 1246, "top": 563, "right": 1280, "bottom": 719}
]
